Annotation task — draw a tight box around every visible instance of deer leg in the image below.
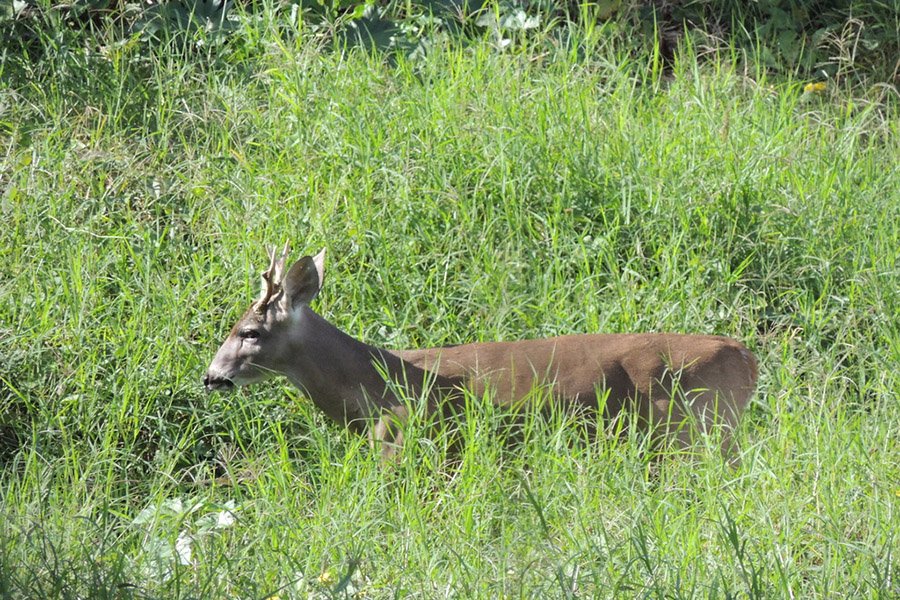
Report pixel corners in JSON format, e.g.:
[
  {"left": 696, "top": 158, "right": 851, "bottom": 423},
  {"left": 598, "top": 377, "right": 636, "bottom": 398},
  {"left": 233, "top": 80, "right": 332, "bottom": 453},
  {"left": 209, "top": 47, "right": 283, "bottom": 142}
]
[
  {"left": 667, "top": 389, "right": 743, "bottom": 465},
  {"left": 370, "top": 406, "right": 409, "bottom": 461}
]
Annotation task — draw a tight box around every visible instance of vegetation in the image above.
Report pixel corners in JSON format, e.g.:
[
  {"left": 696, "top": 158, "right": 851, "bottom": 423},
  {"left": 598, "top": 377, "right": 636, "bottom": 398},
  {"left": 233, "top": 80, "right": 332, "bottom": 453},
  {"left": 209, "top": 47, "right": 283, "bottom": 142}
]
[
  {"left": 1, "top": 3, "right": 898, "bottom": 598},
  {"left": 2, "top": 1, "right": 899, "bottom": 84}
]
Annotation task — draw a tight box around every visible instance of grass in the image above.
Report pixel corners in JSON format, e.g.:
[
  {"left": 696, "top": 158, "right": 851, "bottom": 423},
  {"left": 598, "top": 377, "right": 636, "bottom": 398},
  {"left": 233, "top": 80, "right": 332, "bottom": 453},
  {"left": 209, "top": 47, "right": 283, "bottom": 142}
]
[{"left": 1, "top": 13, "right": 898, "bottom": 599}]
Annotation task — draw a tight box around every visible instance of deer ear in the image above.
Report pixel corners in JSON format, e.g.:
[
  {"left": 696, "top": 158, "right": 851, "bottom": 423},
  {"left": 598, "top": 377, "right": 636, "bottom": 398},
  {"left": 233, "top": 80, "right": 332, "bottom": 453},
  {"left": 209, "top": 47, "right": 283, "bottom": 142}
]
[{"left": 282, "top": 248, "right": 326, "bottom": 309}]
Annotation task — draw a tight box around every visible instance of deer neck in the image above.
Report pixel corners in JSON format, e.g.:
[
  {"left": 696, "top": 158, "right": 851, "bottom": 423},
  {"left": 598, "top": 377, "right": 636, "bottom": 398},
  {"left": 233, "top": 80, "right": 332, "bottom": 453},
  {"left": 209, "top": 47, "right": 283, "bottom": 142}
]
[{"left": 281, "top": 306, "right": 429, "bottom": 429}]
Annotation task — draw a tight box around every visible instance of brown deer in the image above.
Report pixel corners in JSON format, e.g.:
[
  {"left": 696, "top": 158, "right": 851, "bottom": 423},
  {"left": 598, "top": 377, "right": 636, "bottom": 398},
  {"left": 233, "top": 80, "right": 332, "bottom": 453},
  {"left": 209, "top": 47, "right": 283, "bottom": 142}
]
[{"left": 204, "top": 244, "right": 758, "bottom": 460}]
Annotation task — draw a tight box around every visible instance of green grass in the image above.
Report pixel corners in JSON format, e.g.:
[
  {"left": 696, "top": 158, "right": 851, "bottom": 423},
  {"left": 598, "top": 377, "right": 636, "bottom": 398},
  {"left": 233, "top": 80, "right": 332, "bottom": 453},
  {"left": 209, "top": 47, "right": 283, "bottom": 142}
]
[{"left": 1, "top": 15, "right": 898, "bottom": 599}]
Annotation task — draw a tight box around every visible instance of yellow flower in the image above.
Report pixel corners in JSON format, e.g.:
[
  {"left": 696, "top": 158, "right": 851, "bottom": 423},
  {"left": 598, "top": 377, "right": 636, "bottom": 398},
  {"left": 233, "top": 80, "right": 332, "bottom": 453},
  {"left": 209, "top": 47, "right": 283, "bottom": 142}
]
[
  {"left": 317, "top": 570, "right": 336, "bottom": 585},
  {"left": 804, "top": 82, "right": 827, "bottom": 93}
]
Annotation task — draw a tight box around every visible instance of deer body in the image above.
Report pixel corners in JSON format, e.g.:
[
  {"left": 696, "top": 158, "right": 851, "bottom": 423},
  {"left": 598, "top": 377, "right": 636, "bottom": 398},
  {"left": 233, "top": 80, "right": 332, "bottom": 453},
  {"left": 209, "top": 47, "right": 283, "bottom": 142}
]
[
  {"left": 204, "top": 246, "right": 757, "bottom": 459},
  {"left": 396, "top": 333, "right": 755, "bottom": 421}
]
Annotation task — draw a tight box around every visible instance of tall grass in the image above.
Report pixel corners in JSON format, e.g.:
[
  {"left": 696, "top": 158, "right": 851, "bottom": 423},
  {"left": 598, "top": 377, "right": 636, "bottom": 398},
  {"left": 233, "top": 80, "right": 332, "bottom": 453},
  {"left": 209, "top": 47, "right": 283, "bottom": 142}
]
[{"left": 1, "top": 14, "right": 898, "bottom": 599}]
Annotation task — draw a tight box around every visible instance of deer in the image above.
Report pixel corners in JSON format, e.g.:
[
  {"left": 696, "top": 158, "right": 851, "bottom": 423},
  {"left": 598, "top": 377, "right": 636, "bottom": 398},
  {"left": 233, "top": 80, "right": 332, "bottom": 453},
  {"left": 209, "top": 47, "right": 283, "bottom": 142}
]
[{"left": 204, "top": 244, "right": 758, "bottom": 461}]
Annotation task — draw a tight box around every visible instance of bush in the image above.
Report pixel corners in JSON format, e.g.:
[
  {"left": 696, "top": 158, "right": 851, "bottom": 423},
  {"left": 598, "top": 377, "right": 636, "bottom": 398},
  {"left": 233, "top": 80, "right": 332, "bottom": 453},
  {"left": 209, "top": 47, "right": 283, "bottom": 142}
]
[
  {"left": 1, "top": 1, "right": 897, "bottom": 84},
  {"left": 661, "top": 0, "right": 900, "bottom": 84}
]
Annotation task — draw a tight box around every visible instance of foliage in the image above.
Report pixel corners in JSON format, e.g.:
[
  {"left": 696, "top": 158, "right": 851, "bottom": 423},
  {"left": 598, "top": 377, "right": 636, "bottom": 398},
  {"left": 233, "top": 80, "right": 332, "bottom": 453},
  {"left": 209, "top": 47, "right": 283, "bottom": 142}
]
[
  {"left": 1, "top": 0, "right": 897, "bottom": 83},
  {"left": 2, "top": 10, "right": 899, "bottom": 593},
  {"left": 663, "top": 0, "right": 900, "bottom": 85}
]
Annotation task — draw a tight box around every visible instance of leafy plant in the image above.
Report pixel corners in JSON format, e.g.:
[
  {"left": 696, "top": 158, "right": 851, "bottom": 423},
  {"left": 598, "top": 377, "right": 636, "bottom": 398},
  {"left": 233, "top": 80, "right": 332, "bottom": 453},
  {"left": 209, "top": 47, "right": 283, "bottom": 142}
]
[
  {"left": 1, "top": 1, "right": 897, "bottom": 82},
  {"left": 132, "top": 497, "right": 239, "bottom": 583},
  {"left": 132, "top": 0, "right": 238, "bottom": 39},
  {"left": 660, "top": 0, "right": 900, "bottom": 83}
]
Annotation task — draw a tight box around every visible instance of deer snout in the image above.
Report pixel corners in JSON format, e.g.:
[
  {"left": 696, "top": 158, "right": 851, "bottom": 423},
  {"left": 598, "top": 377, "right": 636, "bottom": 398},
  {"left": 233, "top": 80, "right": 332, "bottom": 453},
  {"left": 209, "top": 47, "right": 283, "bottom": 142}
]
[{"left": 203, "top": 372, "right": 235, "bottom": 392}]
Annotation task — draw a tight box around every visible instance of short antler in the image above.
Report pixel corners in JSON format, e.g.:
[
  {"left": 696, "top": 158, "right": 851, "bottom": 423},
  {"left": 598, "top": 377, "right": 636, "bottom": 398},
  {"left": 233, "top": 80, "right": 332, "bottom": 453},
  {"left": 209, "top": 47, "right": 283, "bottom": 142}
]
[
  {"left": 275, "top": 240, "right": 291, "bottom": 280},
  {"left": 256, "top": 240, "right": 291, "bottom": 314}
]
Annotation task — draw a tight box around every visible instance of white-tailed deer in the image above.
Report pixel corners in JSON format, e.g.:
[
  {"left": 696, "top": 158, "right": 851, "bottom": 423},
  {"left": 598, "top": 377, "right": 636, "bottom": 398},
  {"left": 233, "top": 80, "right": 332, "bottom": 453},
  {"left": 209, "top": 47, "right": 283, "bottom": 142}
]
[{"left": 204, "top": 244, "right": 758, "bottom": 460}]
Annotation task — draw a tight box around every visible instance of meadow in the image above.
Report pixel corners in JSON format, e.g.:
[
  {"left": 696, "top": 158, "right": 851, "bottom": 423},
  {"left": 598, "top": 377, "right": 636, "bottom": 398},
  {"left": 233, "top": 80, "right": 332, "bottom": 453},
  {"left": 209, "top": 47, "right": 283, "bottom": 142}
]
[{"left": 1, "top": 12, "right": 898, "bottom": 599}]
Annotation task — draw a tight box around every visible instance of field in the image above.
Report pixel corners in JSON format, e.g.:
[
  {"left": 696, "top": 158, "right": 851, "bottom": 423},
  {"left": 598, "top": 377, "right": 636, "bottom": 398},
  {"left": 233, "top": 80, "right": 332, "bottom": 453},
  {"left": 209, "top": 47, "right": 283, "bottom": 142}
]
[{"left": 1, "top": 14, "right": 898, "bottom": 599}]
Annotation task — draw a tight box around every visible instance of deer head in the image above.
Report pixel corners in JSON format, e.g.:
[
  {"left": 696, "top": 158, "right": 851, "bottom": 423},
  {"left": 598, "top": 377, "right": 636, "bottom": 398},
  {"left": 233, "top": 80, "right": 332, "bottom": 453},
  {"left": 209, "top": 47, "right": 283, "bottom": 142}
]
[{"left": 203, "top": 243, "right": 326, "bottom": 391}]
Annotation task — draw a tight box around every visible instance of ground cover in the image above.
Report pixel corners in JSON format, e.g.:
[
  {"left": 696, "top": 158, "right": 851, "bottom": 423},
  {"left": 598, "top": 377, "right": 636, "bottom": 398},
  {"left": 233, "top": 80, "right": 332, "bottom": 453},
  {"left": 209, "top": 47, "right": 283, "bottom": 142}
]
[{"left": 1, "top": 15, "right": 898, "bottom": 599}]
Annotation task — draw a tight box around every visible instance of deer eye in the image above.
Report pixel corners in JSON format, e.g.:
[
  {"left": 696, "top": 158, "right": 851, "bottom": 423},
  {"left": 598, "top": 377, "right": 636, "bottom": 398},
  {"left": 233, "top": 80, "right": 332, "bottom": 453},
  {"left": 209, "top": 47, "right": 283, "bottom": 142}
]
[{"left": 239, "top": 328, "right": 260, "bottom": 340}]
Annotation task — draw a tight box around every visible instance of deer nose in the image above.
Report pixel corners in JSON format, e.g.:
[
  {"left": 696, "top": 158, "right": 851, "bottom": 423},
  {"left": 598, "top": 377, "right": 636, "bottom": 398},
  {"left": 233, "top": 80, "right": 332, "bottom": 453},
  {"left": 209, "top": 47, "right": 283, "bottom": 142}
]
[{"left": 204, "top": 372, "right": 234, "bottom": 392}]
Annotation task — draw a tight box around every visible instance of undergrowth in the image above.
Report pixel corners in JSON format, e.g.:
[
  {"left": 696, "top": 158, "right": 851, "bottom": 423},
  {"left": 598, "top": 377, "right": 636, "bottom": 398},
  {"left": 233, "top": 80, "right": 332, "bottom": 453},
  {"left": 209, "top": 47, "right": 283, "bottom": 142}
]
[{"left": 0, "top": 12, "right": 898, "bottom": 599}]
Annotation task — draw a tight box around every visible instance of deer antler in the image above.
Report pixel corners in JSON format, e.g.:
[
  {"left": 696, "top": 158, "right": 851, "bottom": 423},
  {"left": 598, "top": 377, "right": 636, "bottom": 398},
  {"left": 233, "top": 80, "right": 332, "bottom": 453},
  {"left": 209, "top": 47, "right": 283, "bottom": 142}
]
[
  {"left": 274, "top": 240, "right": 291, "bottom": 282},
  {"left": 256, "top": 240, "right": 291, "bottom": 314}
]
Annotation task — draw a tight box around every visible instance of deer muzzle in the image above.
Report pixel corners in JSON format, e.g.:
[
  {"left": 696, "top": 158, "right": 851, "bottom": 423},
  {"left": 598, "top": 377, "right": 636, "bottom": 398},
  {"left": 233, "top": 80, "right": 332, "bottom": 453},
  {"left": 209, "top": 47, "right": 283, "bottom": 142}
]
[{"left": 203, "top": 372, "right": 235, "bottom": 392}]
